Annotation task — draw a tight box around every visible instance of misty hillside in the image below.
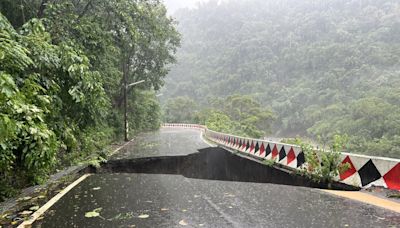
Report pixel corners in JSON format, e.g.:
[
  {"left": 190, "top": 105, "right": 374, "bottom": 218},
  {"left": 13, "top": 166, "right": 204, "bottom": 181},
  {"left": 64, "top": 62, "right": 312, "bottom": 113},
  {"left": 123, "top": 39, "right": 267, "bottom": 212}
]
[{"left": 163, "top": 0, "right": 400, "bottom": 158}]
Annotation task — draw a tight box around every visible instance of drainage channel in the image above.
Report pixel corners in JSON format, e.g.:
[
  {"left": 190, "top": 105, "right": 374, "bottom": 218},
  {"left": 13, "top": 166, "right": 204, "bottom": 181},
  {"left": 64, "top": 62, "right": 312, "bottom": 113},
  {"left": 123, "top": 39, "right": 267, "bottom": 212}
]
[{"left": 90, "top": 147, "right": 359, "bottom": 191}]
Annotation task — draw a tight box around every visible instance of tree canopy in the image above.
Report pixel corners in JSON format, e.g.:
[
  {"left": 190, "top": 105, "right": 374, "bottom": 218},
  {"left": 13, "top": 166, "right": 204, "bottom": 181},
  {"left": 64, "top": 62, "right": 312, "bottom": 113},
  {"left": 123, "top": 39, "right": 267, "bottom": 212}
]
[{"left": 164, "top": 94, "right": 275, "bottom": 138}]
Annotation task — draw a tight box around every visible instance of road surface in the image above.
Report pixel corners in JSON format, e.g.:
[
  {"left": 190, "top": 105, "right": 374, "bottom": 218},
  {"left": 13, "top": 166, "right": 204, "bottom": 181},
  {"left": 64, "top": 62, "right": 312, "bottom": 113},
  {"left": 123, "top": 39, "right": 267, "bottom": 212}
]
[{"left": 34, "top": 128, "right": 400, "bottom": 227}]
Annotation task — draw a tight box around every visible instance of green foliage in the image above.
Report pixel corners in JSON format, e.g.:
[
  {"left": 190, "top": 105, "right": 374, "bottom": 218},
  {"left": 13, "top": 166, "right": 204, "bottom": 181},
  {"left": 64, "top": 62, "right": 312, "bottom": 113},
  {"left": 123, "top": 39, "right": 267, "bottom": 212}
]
[
  {"left": 280, "top": 138, "right": 304, "bottom": 146},
  {"left": 164, "top": 96, "right": 198, "bottom": 123},
  {"left": 164, "top": 94, "right": 275, "bottom": 138},
  {"left": 129, "top": 90, "right": 163, "bottom": 133},
  {"left": 0, "top": 0, "right": 180, "bottom": 200},
  {"left": 163, "top": 0, "right": 400, "bottom": 158},
  {"left": 222, "top": 95, "right": 275, "bottom": 138},
  {"left": 302, "top": 135, "right": 351, "bottom": 183},
  {"left": 387, "top": 192, "right": 400, "bottom": 199},
  {"left": 205, "top": 95, "right": 275, "bottom": 138},
  {"left": 0, "top": 16, "right": 59, "bottom": 189},
  {"left": 205, "top": 111, "right": 236, "bottom": 134},
  {"left": 263, "top": 159, "right": 275, "bottom": 167}
]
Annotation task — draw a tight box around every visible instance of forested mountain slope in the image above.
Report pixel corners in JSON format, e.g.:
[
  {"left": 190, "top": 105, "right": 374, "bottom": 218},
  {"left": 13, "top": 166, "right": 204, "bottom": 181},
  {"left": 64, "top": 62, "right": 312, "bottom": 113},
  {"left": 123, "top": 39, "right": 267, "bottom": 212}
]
[{"left": 162, "top": 0, "right": 400, "bottom": 158}]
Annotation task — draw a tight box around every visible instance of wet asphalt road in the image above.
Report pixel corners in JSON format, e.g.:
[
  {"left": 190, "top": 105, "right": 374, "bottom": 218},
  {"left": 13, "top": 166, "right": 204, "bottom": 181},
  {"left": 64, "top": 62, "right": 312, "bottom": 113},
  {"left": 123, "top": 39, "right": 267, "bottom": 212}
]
[
  {"left": 111, "top": 128, "right": 210, "bottom": 160},
  {"left": 35, "top": 128, "right": 400, "bottom": 228}
]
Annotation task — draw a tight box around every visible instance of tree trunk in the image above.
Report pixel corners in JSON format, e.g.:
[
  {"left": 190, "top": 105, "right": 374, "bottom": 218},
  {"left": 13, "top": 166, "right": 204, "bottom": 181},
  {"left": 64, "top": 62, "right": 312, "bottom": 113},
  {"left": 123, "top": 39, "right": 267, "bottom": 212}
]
[{"left": 37, "top": 0, "right": 49, "bottom": 18}]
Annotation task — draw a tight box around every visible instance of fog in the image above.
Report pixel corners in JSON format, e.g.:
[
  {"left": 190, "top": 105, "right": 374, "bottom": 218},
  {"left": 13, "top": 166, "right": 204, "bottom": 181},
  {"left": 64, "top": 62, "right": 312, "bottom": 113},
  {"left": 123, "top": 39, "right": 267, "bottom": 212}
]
[
  {"left": 163, "top": 0, "right": 219, "bottom": 13},
  {"left": 162, "top": 0, "right": 400, "bottom": 159},
  {"left": 163, "top": 0, "right": 202, "bottom": 13}
]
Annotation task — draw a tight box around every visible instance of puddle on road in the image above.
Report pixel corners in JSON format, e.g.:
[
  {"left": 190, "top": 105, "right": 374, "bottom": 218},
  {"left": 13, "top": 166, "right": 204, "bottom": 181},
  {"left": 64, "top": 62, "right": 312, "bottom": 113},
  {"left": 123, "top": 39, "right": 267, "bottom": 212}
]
[{"left": 91, "top": 147, "right": 359, "bottom": 191}]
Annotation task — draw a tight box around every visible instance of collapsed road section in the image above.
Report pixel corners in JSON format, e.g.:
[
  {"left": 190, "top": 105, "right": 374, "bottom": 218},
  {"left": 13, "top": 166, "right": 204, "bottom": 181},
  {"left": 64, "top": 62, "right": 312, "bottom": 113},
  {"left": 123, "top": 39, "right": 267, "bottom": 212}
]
[
  {"left": 91, "top": 147, "right": 359, "bottom": 191},
  {"left": 31, "top": 129, "right": 399, "bottom": 228}
]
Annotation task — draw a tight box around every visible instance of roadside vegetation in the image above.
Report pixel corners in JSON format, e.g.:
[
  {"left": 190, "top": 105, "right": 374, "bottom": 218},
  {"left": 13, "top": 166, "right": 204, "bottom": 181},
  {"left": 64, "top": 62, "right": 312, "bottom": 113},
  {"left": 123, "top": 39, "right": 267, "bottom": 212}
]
[
  {"left": 300, "top": 135, "right": 351, "bottom": 183},
  {"left": 251, "top": 134, "right": 350, "bottom": 183},
  {"left": 0, "top": 0, "right": 180, "bottom": 201},
  {"left": 164, "top": 95, "right": 275, "bottom": 138}
]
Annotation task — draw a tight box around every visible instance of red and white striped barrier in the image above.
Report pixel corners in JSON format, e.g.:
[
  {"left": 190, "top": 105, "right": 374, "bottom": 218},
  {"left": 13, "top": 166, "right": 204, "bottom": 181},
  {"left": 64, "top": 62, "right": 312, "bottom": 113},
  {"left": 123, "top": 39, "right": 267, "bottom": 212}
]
[
  {"left": 204, "top": 129, "right": 305, "bottom": 169},
  {"left": 162, "top": 123, "right": 206, "bottom": 129}
]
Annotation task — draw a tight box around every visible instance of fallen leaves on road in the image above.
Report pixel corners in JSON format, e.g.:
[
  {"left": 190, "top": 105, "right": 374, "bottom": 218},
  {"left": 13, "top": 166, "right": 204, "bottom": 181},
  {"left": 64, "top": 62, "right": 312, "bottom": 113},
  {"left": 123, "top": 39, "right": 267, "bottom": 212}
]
[
  {"left": 17, "top": 196, "right": 32, "bottom": 202},
  {"left": 223, "top": 193, "right": 235, "bottom": 198},
  {"left": 85, "top": 208, "right": 102, "bottom": 218},
  {"left": 138, "top": 214, "right": 149, "bottom": 219},
  {"left": 29, "top": 205, "right": 40, "bottom": 211},
  {"left": 85, "top": 211, "right": 100, "bottom": 218},
  {"left": 108, "top": 212, "right": 134, "bottom": 221},
  {"left": 19, "top": 210, "right": 33, "bottom": 215}
]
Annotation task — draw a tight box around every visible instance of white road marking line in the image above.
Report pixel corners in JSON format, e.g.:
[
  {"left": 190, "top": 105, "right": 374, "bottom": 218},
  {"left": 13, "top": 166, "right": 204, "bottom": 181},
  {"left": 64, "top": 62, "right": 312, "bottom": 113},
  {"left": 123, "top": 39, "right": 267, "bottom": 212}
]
[
  {"left": 18, "top": 174, "right": 91, "bottom": 228},
  {"left": 18, "top": 138, "right": 135, "bottom": 227},
  {"left": 200, "top": 131, "right": 216, "bottom": 147}
]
